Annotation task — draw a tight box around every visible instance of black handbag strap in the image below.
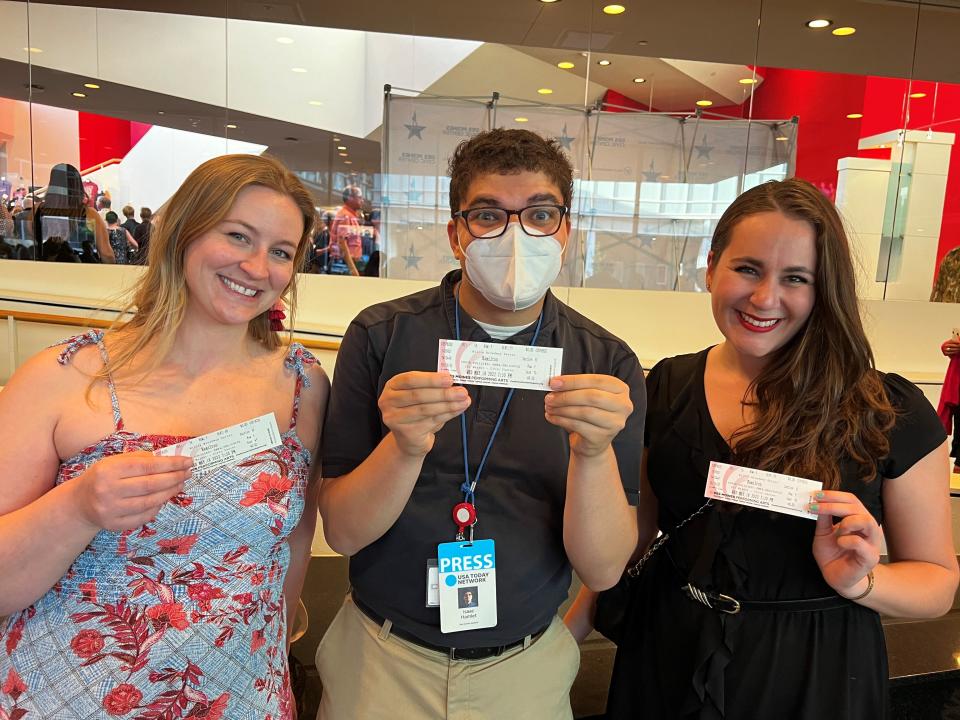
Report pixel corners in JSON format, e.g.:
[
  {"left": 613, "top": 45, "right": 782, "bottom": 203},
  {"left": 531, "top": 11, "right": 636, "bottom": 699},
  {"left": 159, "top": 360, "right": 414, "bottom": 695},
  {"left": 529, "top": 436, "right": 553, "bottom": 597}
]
[{"left": 626, "top": 499, "right": 713, "bottom": 578}]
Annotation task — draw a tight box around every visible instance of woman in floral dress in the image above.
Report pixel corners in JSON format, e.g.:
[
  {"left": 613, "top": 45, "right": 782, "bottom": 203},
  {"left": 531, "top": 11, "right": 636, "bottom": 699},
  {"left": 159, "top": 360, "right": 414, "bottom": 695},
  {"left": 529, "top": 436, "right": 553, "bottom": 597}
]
[{"left": 0, "top": 154, "right": 328, "bottom": 718}]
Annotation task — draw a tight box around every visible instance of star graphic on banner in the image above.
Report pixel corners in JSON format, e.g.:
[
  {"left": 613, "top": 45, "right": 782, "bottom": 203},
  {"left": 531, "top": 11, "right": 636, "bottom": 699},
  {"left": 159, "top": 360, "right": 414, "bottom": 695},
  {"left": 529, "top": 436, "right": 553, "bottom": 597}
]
[
  {"left": 555, "top": 124, "right": 575, "bottom": 151},
  {"left": 695, "top": 135, "right": 714, "bottom": 160},
  {"left": 404, "top": 112, "right": 426, "bottom": 140},
  {"left": 402, "top": 244, "right": 423, "bottom": 269},
  {"left": 642, "top": 160, "right": 660, "bottom": 183}
]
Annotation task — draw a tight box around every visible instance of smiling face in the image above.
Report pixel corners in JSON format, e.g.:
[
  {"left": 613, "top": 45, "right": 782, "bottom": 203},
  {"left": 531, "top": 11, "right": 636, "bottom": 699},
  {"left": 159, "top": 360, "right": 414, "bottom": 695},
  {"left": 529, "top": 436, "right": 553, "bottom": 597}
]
[
  {"left": 183, "top": 184, "right": 303, "bottom": 329},
  {"left": 706, "top": 210, "right": 817, "bottom": 367}
]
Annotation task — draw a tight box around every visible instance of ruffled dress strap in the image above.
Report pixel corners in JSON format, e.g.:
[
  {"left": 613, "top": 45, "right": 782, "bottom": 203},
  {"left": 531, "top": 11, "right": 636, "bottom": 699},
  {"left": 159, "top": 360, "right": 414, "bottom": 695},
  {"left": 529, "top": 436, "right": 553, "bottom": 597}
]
[
  {"left": 284, "top": 342, "right": 318, "bottom": 429},
  {"left": 53, "top": 330, "right": 125, "bottom": 431}
]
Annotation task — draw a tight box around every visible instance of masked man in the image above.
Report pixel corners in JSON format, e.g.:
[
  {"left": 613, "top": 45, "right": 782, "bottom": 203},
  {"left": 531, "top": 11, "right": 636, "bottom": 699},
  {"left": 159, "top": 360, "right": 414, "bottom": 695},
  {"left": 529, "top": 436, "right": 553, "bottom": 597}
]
[{"left": 316, "top": 128, "right": 645, "bottom": 720}]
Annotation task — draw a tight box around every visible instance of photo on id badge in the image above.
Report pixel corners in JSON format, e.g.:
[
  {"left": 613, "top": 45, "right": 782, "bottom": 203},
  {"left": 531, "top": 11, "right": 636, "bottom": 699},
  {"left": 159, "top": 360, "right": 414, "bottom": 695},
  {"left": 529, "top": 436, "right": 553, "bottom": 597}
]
[{"left": 437, "top": 539, "right": 497, "bottom": 633}]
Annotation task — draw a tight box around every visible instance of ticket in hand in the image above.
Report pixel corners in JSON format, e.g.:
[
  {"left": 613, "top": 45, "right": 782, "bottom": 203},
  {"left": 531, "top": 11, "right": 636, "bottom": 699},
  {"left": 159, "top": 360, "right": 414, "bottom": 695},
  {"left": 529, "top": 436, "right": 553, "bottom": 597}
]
[
  {"left": 705, "top": 461, "right": 822, "bottom": 520},
  {"left": 437, "top": 339, "right": 563, "bottom": 391},
  {"left": 153, "top": 413, "right": 282, "bottom": 477}
]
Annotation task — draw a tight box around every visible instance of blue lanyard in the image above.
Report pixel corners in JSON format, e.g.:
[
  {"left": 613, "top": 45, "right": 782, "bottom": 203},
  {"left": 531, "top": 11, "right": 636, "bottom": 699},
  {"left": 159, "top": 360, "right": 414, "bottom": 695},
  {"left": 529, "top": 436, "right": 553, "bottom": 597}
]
[{"left": 454, "top": 288, "right": 544, "bottom": 508}]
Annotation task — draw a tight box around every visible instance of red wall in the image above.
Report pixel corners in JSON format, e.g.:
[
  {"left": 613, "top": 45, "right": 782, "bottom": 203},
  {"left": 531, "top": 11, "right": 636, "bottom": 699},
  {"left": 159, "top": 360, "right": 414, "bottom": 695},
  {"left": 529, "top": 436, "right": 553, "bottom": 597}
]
[{"left": 78, "top": 114, "right": 152, "bottom": 173}]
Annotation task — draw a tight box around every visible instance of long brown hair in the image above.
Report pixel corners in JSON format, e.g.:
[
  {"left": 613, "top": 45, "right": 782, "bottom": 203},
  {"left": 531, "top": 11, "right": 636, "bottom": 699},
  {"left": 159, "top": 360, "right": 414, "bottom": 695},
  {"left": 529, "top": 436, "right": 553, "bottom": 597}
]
[
  {"left": 713, "top": 179, "right": 895, "bottom": 489},
  {"left": 101, "top": 154, "right": 316, "bottom": 383}
]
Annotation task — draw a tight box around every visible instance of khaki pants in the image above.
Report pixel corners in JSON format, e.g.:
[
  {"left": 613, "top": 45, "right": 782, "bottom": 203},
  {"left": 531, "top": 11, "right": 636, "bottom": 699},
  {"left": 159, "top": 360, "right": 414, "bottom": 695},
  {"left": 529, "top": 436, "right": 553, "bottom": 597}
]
[{"left": 315, "top": 595, "right": 580, "bottom": 720}]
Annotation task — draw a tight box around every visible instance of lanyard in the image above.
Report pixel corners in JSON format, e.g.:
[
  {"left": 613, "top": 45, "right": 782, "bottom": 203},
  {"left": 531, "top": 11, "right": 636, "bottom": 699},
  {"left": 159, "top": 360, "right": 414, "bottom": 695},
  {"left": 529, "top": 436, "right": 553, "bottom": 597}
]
[{"left": 454, "top": 288, "right": 544, "bottom": 528}]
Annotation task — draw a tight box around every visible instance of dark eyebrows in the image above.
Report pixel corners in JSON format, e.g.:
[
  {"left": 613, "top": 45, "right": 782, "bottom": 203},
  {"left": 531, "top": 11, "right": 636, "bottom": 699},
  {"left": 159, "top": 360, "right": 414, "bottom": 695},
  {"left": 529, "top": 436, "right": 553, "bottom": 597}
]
[
  {"left": 729, "top": 255, "right": 814, "bottom": 275},
  {"left": 464, "top": 191, "right": 563, "bottom": 209}
]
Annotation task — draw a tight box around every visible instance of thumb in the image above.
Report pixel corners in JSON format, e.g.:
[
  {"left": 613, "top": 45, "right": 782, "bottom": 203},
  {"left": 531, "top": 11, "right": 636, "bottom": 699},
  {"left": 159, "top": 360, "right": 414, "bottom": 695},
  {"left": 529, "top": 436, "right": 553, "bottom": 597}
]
[{"left": 814, "top": 511, "right": 834, "bottom": 537}]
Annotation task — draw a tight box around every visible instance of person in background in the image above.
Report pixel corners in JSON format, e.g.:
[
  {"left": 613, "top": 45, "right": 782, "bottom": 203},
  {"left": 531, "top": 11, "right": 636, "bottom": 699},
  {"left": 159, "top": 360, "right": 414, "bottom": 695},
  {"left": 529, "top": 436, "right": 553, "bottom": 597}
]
[
  {"left": 0, "top": 154, "right": 328, "bottom": 717},
  {"left": 121, "top": 204, "right": 139, "bottom": 237},
  {"left": 34, "top": 164, "right": 113, "bottom": 263},
  {"left": 133, "top": 207, "right": 153, "bottom": 264},
  {"left": 97, "top": 194, "right": 112, "bottom": 222},
  {"left": 329, "top": 186, "right": 363, "bottom": 276},
  {"left": 567, "top": 178, "right": 958, "bottom": 720},
  {"left": 105, "top": 210, "right": 139, "bottom": 265},
  {"left": 316, "top": 128, "right": 644, "bottom": 720},
  {"left": 931, "top": 245, "right": 960, "bottom": 303}
]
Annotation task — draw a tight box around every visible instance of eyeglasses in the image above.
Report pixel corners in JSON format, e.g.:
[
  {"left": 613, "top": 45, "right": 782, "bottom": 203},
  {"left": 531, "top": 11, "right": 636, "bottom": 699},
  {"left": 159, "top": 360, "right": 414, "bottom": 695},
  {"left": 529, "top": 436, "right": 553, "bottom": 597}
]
[{"left": 452, "top": 204, "right": 569, "bottom": 239}]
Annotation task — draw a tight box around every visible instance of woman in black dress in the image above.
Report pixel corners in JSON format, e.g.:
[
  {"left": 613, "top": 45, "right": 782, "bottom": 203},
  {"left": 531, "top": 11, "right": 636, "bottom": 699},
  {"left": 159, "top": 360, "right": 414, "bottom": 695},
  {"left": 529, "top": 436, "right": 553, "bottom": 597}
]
[{"left": 567, "top": 178, "right": 958, "bottom": 719}]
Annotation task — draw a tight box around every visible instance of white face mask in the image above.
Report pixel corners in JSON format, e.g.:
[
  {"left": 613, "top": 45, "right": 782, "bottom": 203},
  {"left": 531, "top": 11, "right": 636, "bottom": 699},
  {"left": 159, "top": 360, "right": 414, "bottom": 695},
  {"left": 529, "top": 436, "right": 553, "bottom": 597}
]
[{"left": 461, "top": 222, "right": 564, "bottom": 311}]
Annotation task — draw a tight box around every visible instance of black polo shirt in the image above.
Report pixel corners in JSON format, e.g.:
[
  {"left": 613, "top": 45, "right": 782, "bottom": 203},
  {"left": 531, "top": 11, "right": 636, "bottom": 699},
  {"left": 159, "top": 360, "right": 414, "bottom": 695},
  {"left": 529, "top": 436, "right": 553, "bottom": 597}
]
[{"left": 322, "top": 270, "right": 645, "bottom": 648}]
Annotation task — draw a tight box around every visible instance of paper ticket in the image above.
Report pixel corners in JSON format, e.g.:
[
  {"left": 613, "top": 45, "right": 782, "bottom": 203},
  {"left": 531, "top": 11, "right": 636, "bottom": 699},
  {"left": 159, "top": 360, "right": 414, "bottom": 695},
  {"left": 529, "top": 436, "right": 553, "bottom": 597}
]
[
  {"left": 153, "top": 413, "right": 282, "bottom": 477},
  {"left": 705, "top": 461, "right": 822, "bottom": 520},
  {"left": 437, "top": 339, "right": 563, "bottom": 391}
]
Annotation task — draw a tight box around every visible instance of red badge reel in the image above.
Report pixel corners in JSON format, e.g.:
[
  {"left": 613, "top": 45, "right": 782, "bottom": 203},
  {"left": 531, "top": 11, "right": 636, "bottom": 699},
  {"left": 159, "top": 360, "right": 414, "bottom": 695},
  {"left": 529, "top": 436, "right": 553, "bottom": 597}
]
[{"left": 452, "top": 502, "right": 477, "bottom": 541}]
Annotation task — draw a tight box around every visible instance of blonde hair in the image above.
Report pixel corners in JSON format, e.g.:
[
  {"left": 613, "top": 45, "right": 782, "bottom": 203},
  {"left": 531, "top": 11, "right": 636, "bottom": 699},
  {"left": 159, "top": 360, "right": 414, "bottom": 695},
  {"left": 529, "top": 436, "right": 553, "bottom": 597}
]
[{"left": 100, "top": 154, "right": 316, "bottom": 383}]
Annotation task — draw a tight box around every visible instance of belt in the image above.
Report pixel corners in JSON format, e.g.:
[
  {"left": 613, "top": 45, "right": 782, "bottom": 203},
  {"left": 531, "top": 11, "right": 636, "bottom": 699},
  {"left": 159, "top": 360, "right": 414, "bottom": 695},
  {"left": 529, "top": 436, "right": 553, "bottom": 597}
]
[
  {"left": 352, "top": 592, "right": 549, "bottom": 661},
  {"left": 683, "top": 583, "right": 854, "bottom": 615}
]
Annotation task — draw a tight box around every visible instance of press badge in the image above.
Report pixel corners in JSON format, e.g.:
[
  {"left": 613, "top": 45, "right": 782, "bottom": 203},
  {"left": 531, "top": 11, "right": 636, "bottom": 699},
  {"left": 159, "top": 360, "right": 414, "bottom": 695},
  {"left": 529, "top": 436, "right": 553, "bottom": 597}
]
[{"left": 437, "top": 539, "right": 497, "bottom": 633}]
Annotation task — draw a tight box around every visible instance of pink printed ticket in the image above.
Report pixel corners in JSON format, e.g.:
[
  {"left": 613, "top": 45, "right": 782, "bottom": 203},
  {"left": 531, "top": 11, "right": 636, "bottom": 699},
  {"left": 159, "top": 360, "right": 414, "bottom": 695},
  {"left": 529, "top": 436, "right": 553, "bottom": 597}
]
[{"left": 705, "top": 461, "right": 822, "bottom": 520}]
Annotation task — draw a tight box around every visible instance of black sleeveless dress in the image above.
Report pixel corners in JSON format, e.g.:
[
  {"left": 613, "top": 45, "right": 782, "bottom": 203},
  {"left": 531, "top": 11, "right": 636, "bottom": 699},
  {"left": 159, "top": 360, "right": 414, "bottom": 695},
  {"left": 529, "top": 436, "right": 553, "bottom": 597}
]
[{"left": 605, "top": 349, "right": 946, "bottom": 720}]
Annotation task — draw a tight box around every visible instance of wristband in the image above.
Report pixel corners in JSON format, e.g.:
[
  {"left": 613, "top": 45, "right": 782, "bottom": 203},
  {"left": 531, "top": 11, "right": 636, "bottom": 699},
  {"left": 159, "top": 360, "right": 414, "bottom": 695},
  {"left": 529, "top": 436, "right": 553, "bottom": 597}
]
[{"left": 849, "top": 570, "right": 875, "bottom": 601}]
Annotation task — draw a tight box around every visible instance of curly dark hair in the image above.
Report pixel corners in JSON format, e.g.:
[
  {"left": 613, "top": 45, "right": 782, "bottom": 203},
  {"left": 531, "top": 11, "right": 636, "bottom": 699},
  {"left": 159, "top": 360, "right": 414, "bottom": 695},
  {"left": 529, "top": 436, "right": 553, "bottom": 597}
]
[{"left": 447, "top": 128, "right": 573, "bottom": 214}]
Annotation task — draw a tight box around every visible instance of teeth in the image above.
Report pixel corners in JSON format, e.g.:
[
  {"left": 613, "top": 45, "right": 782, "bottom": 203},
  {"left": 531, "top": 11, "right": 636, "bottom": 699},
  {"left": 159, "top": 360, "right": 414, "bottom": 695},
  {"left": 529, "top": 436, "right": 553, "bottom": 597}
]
[
  {"left": 739, "top": 312, "right": 779, "bottom": 328},
  {"left": 220, "top": 276, "right": 258, "bottom": 297}
]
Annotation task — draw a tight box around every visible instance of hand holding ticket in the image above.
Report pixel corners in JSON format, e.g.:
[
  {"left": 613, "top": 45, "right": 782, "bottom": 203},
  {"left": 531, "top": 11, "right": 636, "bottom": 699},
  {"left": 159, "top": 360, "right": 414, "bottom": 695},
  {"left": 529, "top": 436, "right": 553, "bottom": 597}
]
[
  {"left": 705, "top": 461, "right": 823, "bottom": 519},
  {"left": 153, "top": 413, "right": 282, "bottom": 477},
  {"left": 437, "top": 339, "right": 563, "bottom": 391}
]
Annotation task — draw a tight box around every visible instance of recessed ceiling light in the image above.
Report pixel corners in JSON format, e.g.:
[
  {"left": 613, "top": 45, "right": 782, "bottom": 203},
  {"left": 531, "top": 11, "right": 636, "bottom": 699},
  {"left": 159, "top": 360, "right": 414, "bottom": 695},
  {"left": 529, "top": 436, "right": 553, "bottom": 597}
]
[
  {"left": 291, "top": 67, "right": 307, "bottom": 73},
  {"left": 514, "top": 117, "right": 529, "bottom": 123},
  {"left": 417, "top": 226, "right": 424, "bottom": 230},
  {"left": 333, "top": 136, "right": 341, "bottom": 142},
  {"left": 22, "top": 47, "right": 42, "bottom": 53},
  {"left": 846, "top": 112, "right": 863, "bottom": 119},
  {"left": 633, "top": 77, "right": 646, "bottom": 83},
  {"left": 739, "top": 78, "right": 757, "bottom": 85},
  {"left": 275, "top": 36, "right": 294, "bottom": 44},
  {"left": 344, "top": 160, "right": 353, "bottom": 165},
  {"left": 539, "top": 0, "right": 561, "bottom": 3},
  {"left": 597, "top": 59, "right": 611, "bottom": 66},
  {"left": 806, "top": 19, "right": 832, "bottom": 28},
  {"left": 83, "top": 83, "right": 100, "bottom": 89},
  {"left": 910, "top": 92, "right": 927, "bottom": 98},
  {"left": 696, "top": 99, "right": 713, "bottom": 107},
  {"left": 557, "top": 61, "right": 575, "bottom": 69},
  {"left": 72, "top": 92, "right": 86, "bottom": 98},
  {"left": 580, "top": 52, "right": 589, "bottom": 57},
  {"left": 337, "top": 145, "right": 347, "bottom": 150},
  {"left": 832, "top": 26, "right": 856, "bottom": 36},
  {"left": 339, "top": 152, "right": 349, "bottom": 157},
  {"left": 157, "top": 111, "right": 165, "bottom": 115},
  {"left": 776, "top": 136, "right": 789, "bottom": 141},
  {"left": 225, "top": 123, "right": 237, "bottom": 129},
  {"left": 603, "top": 4, "right": 626, "bottom": 14},
  {"left": 308, "top": 100, "right": 324, "bottom": 106},
  {"left": 538, "top": 88, "right": 554, "bottom": 95}
]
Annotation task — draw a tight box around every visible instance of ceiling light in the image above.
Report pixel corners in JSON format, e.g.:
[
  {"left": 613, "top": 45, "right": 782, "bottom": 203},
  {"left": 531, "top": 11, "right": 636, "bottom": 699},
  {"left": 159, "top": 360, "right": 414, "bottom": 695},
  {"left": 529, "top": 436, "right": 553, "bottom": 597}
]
[
  {"left": 832, "top": 26, "right": 856, "bottom": 36},
  {"left": 633, "top": 77, "right": 646, "bottom": 83},
  {"left": 603, "top": 4, "right": 626, "bottom": 14},
  {"left": 83, "top": 83, "right": 100, "bottom": 89},
  {"left": 22, "top": 47, "right": 42, "bottom": 53},
  {"left": 514, "top": 117, "right": 529, "bottom": 123},
  {"left": 557, "top": 61, "right": 575, "bottom": 69},
  {"left": 539, "top": 0, "right": 561, "bottom": 3},
  {"left": 910, "top": 92, "right": 927, "bottom": 98},
  {"left": 308, "top": 100, "right": 324, "bottom": 106},
  {"left": 72, "top": 92, "right": 86, "bottom": 98},
  {"left": 776, "top": 136, "right": 789, "bottom": 141},
  {"left": 339, "top": 152, "right": 349, "bottom": 157},
  {"left": 337, "top": 145, "right": 347, "bottom": 150},
  {"left": 581, "top": 52, "right": 589, "bottom": 57},
  {"left": 157, "top": 111, "right": 165, "bottom": 115},
  {"left": 806, "top": 19, "right": 832, "bottom": 28},
  {"left": 291, "top": 67, "right": 307, "bottom": 73},
  {"left": 538, "top": 88, "right": 554, "bottom": 95},
  {"left": 333, "top": 136, "right": 341, "bottom": 141},
  {"left": 597, "top": 59, "right": 611, "bottom": 66},
  {"left": 739, "top": 78, "right": 757, "bottom": 85},
  {"left": 225, "top": 123, "right": 237, "bottom": 129},
  {"left": 417, "top": 226, "right": 424, "bottom": 230},
  {"left": 344, "top": 160, "right": 353, "bottom": 165},
  {"left": 696, "top": 99, "right": 713, "bottom": 107},
  {"left": 846, "top": 112, "right": 863, "bottom": 119},
  {"left": 275, "top": 36, "right": 294, "bottom": 44}
]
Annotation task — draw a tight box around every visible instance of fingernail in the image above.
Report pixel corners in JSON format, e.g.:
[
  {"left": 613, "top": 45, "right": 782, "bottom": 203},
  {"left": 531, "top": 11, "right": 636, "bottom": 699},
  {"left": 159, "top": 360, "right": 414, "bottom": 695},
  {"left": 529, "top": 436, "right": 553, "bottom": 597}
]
[
  {"left": 815, "top": 491, "right": 825, "bottom": 500},
  {"left": 808, "top": 503, "right": 819, "bottom": 512},
  {"left": 549, "top": 378, "right": 563, "bottom": 389}
]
